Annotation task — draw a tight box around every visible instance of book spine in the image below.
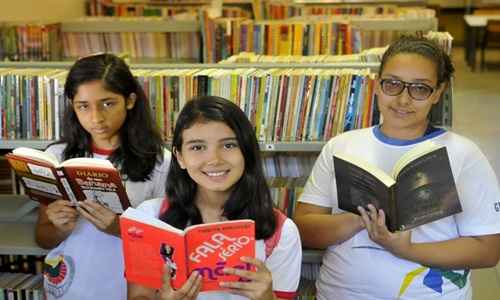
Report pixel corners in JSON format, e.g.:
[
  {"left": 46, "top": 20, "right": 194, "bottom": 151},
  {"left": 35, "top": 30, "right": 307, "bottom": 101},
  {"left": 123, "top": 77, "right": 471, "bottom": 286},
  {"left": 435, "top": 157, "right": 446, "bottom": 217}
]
[{"left": 389, "top": 185, "right": 398, "bottom": 232}]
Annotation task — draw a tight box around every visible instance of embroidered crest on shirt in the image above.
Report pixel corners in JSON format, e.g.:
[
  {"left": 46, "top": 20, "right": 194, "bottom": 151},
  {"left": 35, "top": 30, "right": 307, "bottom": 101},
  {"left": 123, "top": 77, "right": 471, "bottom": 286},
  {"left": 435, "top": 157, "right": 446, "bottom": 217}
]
[{"left": 44, "top": 255, "right": 75, "bottom": 298}]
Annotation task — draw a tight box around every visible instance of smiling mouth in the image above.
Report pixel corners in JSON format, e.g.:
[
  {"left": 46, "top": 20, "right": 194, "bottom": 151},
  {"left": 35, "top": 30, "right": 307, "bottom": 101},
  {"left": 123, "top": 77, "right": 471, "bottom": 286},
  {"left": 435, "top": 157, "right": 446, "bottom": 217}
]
[
  {"left": 203, "top": 170, "right": 229, "bottom": 177},
  {"left": 391, "top": 107, "right": 414, "bottom": 115}
]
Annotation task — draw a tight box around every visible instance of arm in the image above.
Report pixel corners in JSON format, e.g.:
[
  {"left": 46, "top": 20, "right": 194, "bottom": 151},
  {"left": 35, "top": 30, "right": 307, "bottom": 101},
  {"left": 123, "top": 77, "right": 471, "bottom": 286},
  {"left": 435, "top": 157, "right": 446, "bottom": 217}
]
[
  {"left": 35, "top": 201, "right": 78, "bottom": 249},
  {"left": 359, "top": 205, "right": 500, "bottom": 269},
  {"left": 293, "top": 202, "right": 364, "bottom": 249}
]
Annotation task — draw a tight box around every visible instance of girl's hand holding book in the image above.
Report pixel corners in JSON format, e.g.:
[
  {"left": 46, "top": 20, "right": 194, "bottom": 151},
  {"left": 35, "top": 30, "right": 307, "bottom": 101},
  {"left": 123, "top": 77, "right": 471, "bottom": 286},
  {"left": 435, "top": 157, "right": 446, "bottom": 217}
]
[
  {"left": 159, "top": 264, "right": 202, "bottom": 300},
  {"left": 220, "top": 256, "right": 275, "bottom": 300},
  {"left": 46, "top": 199, "right": 79, "bottom": 234},
  {"left": 77, "top": 200, "right": 121, "bottom": 236},
  {"left": 358, "top": 204, "right": 412, "bottom": 258}
]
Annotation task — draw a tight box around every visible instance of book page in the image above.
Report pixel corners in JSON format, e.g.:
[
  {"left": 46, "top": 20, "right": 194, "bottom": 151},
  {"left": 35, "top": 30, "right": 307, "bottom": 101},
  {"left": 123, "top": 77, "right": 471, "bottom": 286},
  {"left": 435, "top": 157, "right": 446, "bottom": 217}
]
[
  {"left": 335, "top": 153, "right": 395, "bottom": 187},
  {"left": 185, "top": 220, "right": 255, "bottom": 291},
  {"left": 60, "top": 157, "right": 114, "bottom": 168},
  {"left": 392, "top": 141, "right": 441, "bottom": 178},
  {"left": 12, "top": 147, "right": 60, "bottom": 166}
]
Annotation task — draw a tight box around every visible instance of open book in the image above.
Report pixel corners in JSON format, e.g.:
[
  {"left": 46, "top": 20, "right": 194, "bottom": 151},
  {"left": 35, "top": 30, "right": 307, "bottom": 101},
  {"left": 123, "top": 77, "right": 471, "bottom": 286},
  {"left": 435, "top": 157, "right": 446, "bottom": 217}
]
[
  {"left": 120, "top": 207, "right": 255, "bottom": 291},
  {"left": 6, "top": 147, "right": 130, "bottom": 213},
  {"left": 334, "top": 141, "right": 462, "bottom": 232}
]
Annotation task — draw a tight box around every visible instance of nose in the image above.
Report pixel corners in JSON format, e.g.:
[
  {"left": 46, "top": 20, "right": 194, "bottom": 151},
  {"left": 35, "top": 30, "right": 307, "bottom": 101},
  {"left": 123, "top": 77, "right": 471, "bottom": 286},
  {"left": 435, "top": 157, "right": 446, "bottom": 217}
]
[
  {"left": 206, "top": 148, "right": 223, "bottom": 165},
  {"left": 395, "top": 86, "right": 412, "bottom": 106},
  {"left": 90, "top": 106, "right": 105, "bottom": 124}
]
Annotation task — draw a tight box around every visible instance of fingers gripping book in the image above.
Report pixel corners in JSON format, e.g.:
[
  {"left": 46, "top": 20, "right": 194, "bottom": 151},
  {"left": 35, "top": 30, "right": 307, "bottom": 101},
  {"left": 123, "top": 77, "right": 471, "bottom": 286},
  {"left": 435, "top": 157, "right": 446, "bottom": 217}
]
[
  {"left": 120, "top": 207, "right": 256, "bottom": 291},
  {"left": 6, "top": 147, "right": 130, "bottom": 213},
  {"left": 334, "top": 141, "right": 462, "bottom": 232}
]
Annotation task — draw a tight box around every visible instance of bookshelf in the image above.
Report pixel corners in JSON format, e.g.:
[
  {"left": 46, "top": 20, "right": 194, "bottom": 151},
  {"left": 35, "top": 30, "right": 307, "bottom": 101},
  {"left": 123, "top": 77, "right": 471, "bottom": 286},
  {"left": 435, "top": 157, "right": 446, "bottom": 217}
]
[{"left": 0, "top": 48, "right": 452, "bottom": 299}]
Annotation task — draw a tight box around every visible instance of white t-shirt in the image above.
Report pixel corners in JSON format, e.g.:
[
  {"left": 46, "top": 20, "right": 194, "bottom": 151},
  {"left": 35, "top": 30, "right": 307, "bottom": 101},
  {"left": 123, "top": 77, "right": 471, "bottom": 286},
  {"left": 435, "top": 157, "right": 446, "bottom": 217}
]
[
  {"left": 43, "top": 143, "right": 171, "bottom": 300},
  {"left": 136, "top": 197, "right": 302, "bottom": 300},
  {"left": 299, "top": 126, "right": 500, "bottom": 300}
]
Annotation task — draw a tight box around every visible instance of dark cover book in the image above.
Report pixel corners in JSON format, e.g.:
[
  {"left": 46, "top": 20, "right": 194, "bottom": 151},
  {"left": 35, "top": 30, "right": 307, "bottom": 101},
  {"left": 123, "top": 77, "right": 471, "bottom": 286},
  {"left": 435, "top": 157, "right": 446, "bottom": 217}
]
[{"left": 334, "top": 141, "right": 462, "bottom": 231}]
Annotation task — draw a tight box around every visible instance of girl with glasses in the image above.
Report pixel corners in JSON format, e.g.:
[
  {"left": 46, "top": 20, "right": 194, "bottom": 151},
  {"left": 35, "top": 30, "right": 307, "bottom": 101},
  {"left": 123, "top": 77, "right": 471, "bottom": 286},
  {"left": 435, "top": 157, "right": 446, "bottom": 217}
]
[{"left": 294, "top": 36, "right": 500, "bottom": 299}]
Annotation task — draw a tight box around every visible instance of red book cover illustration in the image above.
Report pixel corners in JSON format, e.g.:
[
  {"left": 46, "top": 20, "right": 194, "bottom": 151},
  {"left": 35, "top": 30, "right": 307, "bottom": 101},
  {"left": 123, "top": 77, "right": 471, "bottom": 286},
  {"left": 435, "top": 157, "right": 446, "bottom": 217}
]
[
  {"left": 6, "top": 147, "right": 130, "bottom": 213},
  {"left": 120, "top": 207, "right": 256, "bottom": 291}
]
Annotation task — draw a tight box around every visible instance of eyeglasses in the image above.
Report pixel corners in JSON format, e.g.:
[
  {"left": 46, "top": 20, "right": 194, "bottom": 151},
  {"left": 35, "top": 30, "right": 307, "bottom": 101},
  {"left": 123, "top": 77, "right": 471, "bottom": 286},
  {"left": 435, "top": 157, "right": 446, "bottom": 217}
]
[{"left": 379, "top": 79, "right": 435, "bottom": 101}]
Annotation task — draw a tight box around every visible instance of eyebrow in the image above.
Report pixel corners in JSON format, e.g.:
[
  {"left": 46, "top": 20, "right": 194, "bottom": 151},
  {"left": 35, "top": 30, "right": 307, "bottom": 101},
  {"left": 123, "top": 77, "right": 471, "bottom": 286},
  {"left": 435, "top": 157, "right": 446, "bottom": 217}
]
[
  {"left": 73, "top": 97, "right": 117, "bottom": 103},
  {"left": 184, "top": 137, "right": 238, "bottom": 145},
  {"left": 382, "top": 74, "right": 434, "bottom": 83}
]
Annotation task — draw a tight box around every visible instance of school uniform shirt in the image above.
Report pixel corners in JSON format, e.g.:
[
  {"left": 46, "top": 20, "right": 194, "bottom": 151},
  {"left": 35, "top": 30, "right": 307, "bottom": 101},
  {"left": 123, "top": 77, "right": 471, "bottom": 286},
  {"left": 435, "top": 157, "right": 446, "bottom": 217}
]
[
  {"left": 299, "top": 126, "right": 500, "bottom": 300},
  {"left": 136, "top": 197, "right": 302, "bottom": 300},
  {"left": 43, "top": 143, "right": 171, "bottom": 300}
]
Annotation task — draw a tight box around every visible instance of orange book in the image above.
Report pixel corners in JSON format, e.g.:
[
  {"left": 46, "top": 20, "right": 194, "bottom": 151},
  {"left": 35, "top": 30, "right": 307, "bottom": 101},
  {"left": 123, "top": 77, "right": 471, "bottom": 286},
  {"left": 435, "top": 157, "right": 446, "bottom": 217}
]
[
  {"left": 120, "top": 207, "right": 255, "bottom": 291},
  {"left": 6, "top": 147, "right": 130, "bottom": 213}
]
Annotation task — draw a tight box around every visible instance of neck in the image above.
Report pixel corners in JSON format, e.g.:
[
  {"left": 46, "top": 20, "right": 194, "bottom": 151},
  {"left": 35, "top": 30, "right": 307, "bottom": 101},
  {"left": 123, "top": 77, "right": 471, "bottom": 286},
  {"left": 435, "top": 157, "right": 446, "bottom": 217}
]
[
  {"left": 92, "top": 137, "right": 120, "bottom": 150},
  {"left": 380, "top": 122, "right": 429, "bottom": 140},
  {"left": 195, "top": 190, "right": 228, "bottom": 223}
]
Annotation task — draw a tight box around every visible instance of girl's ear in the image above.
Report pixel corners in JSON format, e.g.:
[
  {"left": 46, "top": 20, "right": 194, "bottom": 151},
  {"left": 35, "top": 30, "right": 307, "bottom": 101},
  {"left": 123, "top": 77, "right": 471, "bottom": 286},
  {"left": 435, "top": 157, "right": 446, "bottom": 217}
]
[
  {"left": 126, "top": 93, "right": 137, "bottom": 110},
  {"left": 432, "top": 82, "right": 447, "bottom": 105},
  {"left": 173, "top": 147, "right": 186, "bottom": 169}
]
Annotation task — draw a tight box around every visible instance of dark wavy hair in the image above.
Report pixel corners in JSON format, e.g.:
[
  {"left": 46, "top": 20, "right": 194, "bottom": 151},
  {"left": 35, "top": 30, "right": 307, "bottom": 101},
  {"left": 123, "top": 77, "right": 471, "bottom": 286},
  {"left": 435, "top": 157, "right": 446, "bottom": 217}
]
[
  {"left": 160, "top": 96, "right": 276, "bottom": 240},
  {"left": 54, "top": 53, "right": 164, "bottom": 181},
  {"left": 379, "top": 36, "right": 455, "bottom": 86}
]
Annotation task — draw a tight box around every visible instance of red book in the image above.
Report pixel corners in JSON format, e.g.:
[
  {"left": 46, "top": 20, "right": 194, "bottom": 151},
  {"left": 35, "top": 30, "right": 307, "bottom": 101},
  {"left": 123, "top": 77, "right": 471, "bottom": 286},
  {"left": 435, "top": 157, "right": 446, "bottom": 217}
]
[
  {"left": 120, "top": 207, "right": 256, "bottom": 291},
  {"left": 6, "top": 147, "right": 130, "bottom": 213}
]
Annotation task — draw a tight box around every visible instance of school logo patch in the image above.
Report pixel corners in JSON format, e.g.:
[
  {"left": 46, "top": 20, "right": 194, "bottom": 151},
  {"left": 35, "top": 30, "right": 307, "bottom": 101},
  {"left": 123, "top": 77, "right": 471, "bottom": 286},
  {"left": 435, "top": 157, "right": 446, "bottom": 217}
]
[{"left": 44, "top": 255, "right": 75, "bottom": 298}]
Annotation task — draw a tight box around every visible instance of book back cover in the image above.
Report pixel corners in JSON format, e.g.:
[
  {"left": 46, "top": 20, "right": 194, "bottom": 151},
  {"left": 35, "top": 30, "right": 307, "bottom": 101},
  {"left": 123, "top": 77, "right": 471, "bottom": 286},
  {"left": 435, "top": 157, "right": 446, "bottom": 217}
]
[
  {"left": 6, "top": 153, "right": 65, "bottom": 205},
  {"left": 185, "top": 220, "right": 256, "bottom": 291}
]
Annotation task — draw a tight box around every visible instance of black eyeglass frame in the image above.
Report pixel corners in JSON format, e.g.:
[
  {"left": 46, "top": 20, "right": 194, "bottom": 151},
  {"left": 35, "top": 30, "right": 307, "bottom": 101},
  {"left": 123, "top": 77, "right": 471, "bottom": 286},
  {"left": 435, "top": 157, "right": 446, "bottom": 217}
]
[{"left": 379, "top": 78, "right": 436, "bottom": 101}]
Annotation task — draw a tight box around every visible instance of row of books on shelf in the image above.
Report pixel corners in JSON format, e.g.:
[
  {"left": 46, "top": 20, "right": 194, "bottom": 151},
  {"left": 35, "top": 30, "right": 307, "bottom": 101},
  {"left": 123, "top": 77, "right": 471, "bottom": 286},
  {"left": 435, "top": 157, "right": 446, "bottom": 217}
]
[
  {"left": 219, "top": 30, "right": 452, "bottom": 63},
  {"left": 262, "top": 153, "right": 316, "bottom": 182},
  {"left": 86, "top": 0, "right": 434, "bottom": 20},
  {"left": 86, "top": 0, "right": 252, "bottom": 18},
  {"left": 63, "top": 31, "right": 201, "bottom": 61},
  {"left": 0, "top": 272, "right": 43, "bottom": 300},
  {"left": 202, "top": 16, "right": 363, "bottom": 62},
  {"left": 256, "top": 2, "right": 434, "bottom": 20},
  {"left": 0, "top": 11, "right": 437, "bottom": 62},
  {"left": 0, "top": 24, "right": 62, "bottom": 62},
  {"left": 0, "top": 67, "right": 378, "bottom": 142}
]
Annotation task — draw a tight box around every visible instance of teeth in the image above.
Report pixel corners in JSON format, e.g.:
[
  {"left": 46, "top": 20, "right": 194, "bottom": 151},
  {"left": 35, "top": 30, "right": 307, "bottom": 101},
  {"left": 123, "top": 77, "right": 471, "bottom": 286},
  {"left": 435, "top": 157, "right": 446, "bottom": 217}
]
[{"left": 206, "top": 171, "right": 226, "bottom": 177}]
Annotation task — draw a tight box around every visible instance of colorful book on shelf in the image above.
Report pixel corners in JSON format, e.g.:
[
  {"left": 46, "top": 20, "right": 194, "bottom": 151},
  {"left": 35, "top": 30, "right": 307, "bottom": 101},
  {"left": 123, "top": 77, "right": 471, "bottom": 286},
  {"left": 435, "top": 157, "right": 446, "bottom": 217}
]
[
  {"left": 334, "top": 141, "right": 462, "bottom": 232},
  {"left": 5, "top": 147, "right": 130, "bottom": 213},
  {"left": 120, "top": 207, "right": 255, "bottom": 291}
]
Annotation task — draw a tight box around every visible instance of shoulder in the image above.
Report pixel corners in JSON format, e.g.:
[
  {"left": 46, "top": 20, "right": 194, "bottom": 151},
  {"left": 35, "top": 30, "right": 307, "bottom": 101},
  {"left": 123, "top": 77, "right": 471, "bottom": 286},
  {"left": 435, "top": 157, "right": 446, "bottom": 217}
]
[
  {"left": 154, "top": 148, "right": 172, "bottom": 172},
  {"left": 136, "top": 197, "right": 165, "bottom": 218},
  {"left": 435, "top": 131, "right": 487, "bottom": 162},
  {"left": 323, "top": 127, "right": 374, "bottom": 151}
]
